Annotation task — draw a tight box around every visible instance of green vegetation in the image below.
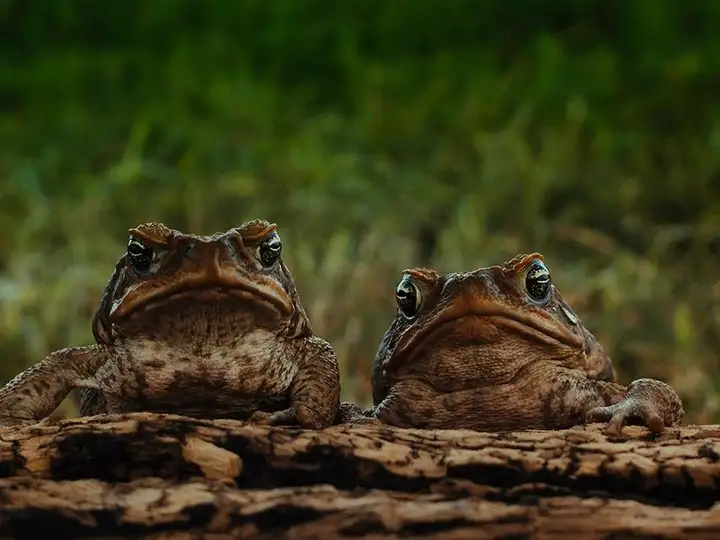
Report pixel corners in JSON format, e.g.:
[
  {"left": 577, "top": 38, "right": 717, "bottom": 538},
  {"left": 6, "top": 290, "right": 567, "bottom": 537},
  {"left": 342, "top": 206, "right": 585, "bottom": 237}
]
[{"left": 2, "top": 1, "right": 720, "bottom": 421}]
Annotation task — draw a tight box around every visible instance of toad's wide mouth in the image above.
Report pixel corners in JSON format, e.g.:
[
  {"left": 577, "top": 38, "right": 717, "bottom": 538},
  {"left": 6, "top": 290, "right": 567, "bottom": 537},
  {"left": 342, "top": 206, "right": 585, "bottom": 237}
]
[
  {"left": 388, "top": 301, "right": 585, "bottom": 372},
  {"left": 109, "top": 276, "right": 294, "bottom": 322}
]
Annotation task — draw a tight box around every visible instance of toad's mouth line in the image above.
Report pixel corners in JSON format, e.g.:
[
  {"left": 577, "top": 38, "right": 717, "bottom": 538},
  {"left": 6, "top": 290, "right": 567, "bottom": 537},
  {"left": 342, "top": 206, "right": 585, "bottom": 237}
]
[
  {"left": 391, "top": 310, "right": 584, "bottom": 368},
  {"left": 111, "top": 282, "right": 293, "bottom": 320}
]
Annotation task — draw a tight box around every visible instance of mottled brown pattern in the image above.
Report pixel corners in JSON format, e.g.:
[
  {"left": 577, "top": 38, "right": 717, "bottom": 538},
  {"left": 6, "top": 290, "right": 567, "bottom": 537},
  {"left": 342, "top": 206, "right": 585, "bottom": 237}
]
[
  {"left": 0, "top": 220, "right": 340, "bottom": 429},
  {"left": 339, "top": 252, "right": 684, "bottom": 436}
]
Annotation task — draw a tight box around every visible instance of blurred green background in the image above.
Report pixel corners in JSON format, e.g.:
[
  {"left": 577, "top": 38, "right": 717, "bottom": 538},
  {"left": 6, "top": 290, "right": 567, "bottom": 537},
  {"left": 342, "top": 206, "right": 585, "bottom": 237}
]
[{"left": 1, "top": 1, "right": 719, "bottom": 423}]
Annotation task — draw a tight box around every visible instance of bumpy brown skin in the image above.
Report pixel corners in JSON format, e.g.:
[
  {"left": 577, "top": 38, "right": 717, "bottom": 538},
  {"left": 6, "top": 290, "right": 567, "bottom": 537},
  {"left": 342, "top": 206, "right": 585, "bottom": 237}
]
[
  {"left": 338, "top": 253, "right": 684, "bottom": 436},
  {"left": 0, "top": 220, "right": 341, "bottom": 429}
]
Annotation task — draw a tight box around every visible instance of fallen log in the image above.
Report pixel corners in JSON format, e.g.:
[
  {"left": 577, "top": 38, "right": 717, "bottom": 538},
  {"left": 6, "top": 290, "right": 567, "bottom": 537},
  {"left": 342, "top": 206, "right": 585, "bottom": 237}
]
[
  {"left": 3, "top": 478, "right": 720, "bottom": 539},
  {"left": 0, "top": 413, "right": 719, "bottom": 539}
]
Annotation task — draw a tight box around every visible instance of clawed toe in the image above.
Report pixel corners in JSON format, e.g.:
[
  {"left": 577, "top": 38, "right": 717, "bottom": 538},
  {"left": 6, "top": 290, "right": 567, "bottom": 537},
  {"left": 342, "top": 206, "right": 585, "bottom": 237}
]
[
  {"left": 336, "top": 401, "right": 377, "bottom": 425},
  {"left": 247, "top": 410, "right": 273, "bottom": 425},
  {"left": 643, "top": 411, "right": 665, "bottom": 434},
  {"left": 585, "top": 406, "right": 611, "bottom": 425},
  {"left": 586, "top": 401, "right": 667, "bottom": 437},
  {"left": 266, "top": 408, "right": 298, "bottom": 425},
  {"left": 248, "top": 408, "right": 297, "bottom": 426}
]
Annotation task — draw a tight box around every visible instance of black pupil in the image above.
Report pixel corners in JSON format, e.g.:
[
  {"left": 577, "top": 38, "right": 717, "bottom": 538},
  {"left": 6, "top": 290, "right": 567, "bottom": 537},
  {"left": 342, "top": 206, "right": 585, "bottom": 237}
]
[
  {"left": 526, "top": 263, "right": 551, "bottom": 300},
  {"left": 259, "top": 236, "right": 282, "bottom": 267},
  {"left": 127, "top": 241, "right": 153, "bottom": 273},
  {"left": 396, "top": 281, "right": 418, "bottom": 317}
]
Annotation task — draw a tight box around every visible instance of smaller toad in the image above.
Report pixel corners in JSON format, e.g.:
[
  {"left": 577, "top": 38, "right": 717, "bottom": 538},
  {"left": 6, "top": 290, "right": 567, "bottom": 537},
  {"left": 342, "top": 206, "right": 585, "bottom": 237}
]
[{"left": 339, "top": 253, "right": 683, "bottom": 435}]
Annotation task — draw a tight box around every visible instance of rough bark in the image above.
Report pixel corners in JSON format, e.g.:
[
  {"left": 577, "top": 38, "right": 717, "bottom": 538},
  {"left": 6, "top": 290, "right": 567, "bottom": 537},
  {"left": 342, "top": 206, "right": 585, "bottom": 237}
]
[{"left": 1, "top": 413, "right": 719, "bottom": 539}]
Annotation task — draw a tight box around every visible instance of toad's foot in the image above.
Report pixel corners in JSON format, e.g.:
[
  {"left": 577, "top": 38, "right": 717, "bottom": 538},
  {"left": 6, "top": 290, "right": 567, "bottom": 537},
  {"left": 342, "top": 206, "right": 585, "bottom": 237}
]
[
  {"left": 248, "top": 405, "right": 331, "bottom": 429},
  {"left": 586, "top": 378, "right": 684, "bottom": 437},
  {"left": 335, "top": 401, "right": 381, "bottom": 426}
]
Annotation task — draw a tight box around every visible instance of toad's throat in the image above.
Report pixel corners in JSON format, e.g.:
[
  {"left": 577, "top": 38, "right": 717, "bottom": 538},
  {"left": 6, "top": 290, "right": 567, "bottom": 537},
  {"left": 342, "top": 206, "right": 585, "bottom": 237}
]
[
  {"left": 110, "top": 282, "right": 293, "bottom": 322},
  {"left": 392, "top": 309, "right": 584, "bottom": 369}
]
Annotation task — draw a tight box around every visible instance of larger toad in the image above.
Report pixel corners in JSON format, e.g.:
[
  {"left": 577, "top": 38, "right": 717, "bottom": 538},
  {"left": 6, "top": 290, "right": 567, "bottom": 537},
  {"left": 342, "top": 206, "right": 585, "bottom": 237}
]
[
  {"left": 339, "top": 253, "right": 683, "bottom": 436},
  {"left": 0, "top": 220, "right": 340, "bottom": 429}
]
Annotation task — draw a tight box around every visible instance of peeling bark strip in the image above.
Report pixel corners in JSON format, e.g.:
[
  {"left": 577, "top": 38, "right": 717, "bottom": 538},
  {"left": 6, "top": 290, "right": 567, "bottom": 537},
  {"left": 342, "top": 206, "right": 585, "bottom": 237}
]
[{"left": 0, "top": 413, "right": 720, "bottom": 538}]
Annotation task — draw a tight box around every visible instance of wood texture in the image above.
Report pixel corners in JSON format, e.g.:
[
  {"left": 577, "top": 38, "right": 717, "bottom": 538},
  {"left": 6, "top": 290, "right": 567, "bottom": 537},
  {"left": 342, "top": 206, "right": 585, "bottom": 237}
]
[{"left": 1, "top": 413, "right": 719, "bottom": 539}]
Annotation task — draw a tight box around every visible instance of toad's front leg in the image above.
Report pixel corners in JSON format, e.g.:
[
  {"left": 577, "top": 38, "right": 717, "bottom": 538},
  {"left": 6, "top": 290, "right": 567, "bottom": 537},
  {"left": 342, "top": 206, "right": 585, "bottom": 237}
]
[
  {"left": 586, "top": 378, "right": 684, "bottom": 436},
  {"left": 0, "top": 345, "right": 109, "bottom": 428},
  {"left": 249, "top": 336, "right": 340, "bottom": 429}
]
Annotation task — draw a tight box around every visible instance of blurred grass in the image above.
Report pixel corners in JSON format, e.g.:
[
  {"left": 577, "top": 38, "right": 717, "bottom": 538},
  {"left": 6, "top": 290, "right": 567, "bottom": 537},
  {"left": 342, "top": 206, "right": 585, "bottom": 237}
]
[{"left": 1, "top": 0, "right": 720, "bottom": 422}]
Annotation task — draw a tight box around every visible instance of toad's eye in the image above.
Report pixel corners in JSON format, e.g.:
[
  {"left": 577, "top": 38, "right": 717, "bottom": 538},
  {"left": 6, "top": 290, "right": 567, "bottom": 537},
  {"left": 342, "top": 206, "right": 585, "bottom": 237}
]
[
  {"left": 396, "top": 277, "right": 422, "bottom": 319},
  {"left": 127, "top": 238, "right": 155, "bottom": 275},
  {"left": 525, "top": 260, "right": 551, "bottom": 302},
  {"left": 257, "top": 232, "right": 282, "bottom": 268}
]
